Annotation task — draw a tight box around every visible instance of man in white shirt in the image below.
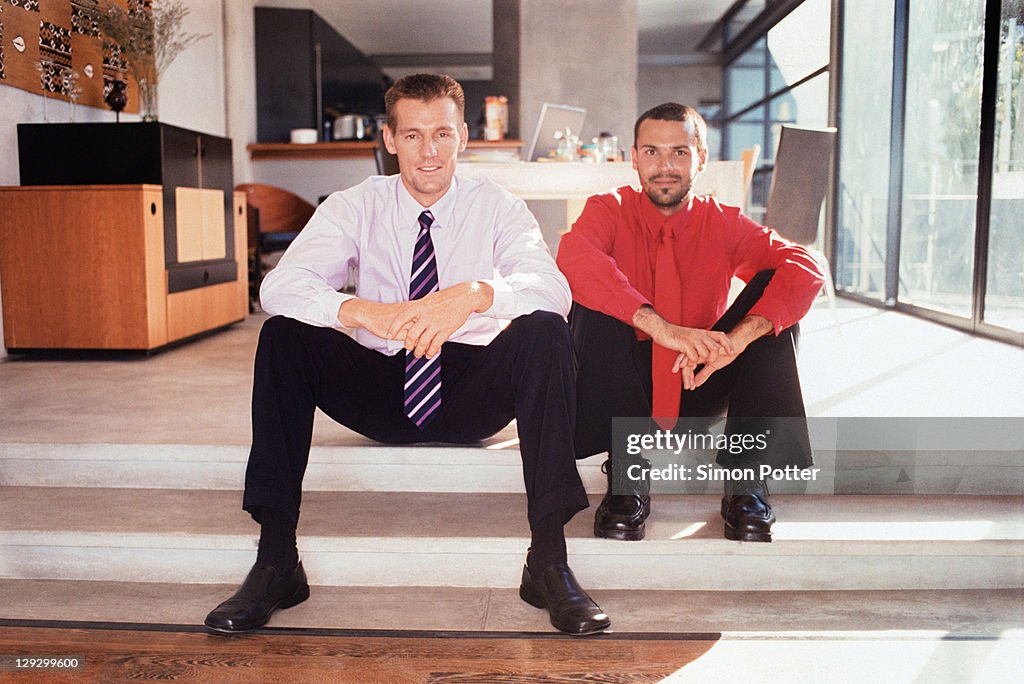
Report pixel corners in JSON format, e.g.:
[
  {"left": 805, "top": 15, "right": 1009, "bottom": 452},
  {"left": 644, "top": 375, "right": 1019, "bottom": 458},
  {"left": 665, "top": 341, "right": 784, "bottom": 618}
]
[{"left": 205, "top": 74, "right": 609, "bottom": 636}]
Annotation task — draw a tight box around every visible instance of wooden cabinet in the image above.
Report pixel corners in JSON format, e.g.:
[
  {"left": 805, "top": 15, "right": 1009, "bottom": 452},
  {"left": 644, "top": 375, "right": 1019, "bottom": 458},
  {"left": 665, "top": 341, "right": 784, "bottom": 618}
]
[
  {"left": 0, "top": 185, "right": 248, "bottom": 351},
  {"left": 17, "top": 122, "right": 236, "bottom": 294}
]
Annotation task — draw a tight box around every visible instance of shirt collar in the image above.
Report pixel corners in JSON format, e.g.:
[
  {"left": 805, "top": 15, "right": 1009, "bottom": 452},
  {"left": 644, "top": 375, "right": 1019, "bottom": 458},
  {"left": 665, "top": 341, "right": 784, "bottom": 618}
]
[
  {"left": 638, "top": 189, "right": 694, "bottom": 237},
  {"left": 396, "top": 175, "right": 458, "bottom": 230}
]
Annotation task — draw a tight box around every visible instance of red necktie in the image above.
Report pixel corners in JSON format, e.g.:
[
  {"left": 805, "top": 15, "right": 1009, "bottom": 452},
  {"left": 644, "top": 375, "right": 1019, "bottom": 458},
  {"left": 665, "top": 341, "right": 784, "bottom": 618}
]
[{"left": 651, "top": 223, "right": 682, "bottom": 429}]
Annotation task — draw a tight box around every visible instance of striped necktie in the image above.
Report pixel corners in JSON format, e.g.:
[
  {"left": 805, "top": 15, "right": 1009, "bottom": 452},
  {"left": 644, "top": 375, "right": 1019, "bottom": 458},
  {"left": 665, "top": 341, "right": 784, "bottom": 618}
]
[{"left": 404, "top": 210, "right": 442, "bottom": 428}]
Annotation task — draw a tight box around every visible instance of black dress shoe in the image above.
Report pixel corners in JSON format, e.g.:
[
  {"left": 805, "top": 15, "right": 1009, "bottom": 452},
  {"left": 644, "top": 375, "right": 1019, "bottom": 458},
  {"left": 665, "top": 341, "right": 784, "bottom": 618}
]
[
  {"left": 721, "top": 493, "right": 775, "bottom": 542},
  {"left": 595, "top": 493, "right": 651, "bottom": 540},
  {"left": 594, "top": 459, "right": 651, "bottom": 541},
  {"left": 519, "top": 562, "right": 610, "bottom": 635},
  {"left": 205, "top": 562, "right": 310, "bottom": 633}
]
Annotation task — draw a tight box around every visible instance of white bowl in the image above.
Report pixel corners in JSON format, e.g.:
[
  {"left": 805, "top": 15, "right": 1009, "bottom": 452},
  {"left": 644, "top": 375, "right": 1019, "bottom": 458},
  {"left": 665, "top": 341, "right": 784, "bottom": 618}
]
[{"left": 289, "top": 128, "right": 318, "bottom": 144}]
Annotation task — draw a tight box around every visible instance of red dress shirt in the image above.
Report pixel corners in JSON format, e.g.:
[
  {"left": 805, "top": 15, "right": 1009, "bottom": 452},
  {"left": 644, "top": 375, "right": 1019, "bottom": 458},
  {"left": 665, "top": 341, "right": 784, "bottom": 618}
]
[{"left": 556, "top": 186, "right": 825, "bottom": 338}]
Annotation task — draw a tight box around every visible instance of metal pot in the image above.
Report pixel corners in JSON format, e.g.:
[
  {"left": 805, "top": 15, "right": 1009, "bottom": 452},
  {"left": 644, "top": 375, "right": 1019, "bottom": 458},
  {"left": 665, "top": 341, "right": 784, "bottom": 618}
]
[{"left": 333, "top": 114, "right": 373, "bottom": 140}]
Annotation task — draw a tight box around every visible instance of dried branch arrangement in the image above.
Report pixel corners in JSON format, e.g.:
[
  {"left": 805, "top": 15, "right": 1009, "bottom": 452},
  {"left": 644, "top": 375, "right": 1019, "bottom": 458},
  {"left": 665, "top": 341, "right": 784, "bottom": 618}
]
[{"left": 95, "top": 0, "right": 209, "bottom": 119}]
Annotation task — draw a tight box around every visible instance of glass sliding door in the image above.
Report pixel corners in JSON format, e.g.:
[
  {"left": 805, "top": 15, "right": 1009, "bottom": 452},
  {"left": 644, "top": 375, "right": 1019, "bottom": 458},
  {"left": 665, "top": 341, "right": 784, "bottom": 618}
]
[
  {"left": 834, "top": 0, "right": 893, "bottom": 299},
  {"left": 983, "top": 0, "right": 1024, "bottom": 332},
  {"left": 898, "top": 0, "right": 986, "bottom": 316},
  {"left": 833, "top": 0, "right": 1023, "bottom": 345}
]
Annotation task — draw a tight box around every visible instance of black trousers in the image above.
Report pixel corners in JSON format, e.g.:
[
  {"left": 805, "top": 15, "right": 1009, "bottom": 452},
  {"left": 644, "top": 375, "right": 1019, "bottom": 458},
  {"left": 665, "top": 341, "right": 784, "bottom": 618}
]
[
  {"left": 570, "top": 271, "right": 813, "bottom": 469},
  {"left": 243, "top": 311, "right": 589, "bottom": 530}
]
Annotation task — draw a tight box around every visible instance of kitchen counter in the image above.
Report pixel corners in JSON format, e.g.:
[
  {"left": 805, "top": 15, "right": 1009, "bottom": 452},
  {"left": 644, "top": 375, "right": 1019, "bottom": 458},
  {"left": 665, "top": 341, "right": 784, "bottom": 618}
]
[
  {"left": 457, "top": 161, "right": 746, "bottom": 251},
  {"left": 246, "top": 157, "right": 745, "bottom": 252}
]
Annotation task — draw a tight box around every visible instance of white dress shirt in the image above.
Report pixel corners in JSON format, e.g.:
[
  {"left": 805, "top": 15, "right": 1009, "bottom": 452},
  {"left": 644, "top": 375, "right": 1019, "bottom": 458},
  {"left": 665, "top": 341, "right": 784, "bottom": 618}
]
[{"left": 260, "top": 174, "right": 572, "bottom": 355}]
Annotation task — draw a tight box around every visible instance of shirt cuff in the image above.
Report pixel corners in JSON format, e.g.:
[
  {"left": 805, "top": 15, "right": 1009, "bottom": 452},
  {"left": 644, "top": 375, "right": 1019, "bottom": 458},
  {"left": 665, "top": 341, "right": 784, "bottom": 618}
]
[
  {"left": 479, "top": 277, "right": 515, "bottom": 318},
  {"left": 610, "top": 290, "right": 651, "bottom": 327},
  {"left": 316, "top": 290, "right": 354, "bottom": 328},
  {"left": 747, "top": 299, "right": 789, "bottom": 336}
]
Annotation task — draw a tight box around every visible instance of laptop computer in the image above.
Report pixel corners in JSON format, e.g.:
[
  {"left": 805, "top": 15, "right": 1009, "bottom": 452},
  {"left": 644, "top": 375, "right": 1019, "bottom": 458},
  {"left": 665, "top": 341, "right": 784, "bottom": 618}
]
[{"left": 525, "top": 103, "right": 587, "bottom": 161}]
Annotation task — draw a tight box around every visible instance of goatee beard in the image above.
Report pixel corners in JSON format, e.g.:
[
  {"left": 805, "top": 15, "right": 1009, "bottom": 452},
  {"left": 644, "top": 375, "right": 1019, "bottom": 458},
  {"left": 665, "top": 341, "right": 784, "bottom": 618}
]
[{"left": 645, "top": 185, "right": 690, "bottom": 209}]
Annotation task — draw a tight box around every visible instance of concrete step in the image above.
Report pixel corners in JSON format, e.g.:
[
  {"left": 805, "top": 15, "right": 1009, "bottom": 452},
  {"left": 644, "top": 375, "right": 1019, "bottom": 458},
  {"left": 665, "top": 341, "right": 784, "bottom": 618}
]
[
  {"left": 0, "top": 439, "right": 671, "bottom": 492},
  {"left": 1, "top": 487, "right": 1020, "bottom": 591},
  {"left": 0, "top": 438, "right": 607, "bottom": 493},
  {"left": 2, "top": 440, "right": 1022, "bottom": 495},
  {"left": 1, "top": 578, "right": 1020, "bottom": 636}
]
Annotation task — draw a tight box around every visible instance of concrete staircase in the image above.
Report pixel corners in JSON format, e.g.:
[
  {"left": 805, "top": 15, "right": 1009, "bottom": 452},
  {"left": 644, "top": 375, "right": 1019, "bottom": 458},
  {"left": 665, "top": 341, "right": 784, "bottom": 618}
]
[
  {"left": 1, "top": 314, "right": 1022, "bottom": 635},
  {"left": 1, "top": 433, "right": 1023, "bottom": 634}
]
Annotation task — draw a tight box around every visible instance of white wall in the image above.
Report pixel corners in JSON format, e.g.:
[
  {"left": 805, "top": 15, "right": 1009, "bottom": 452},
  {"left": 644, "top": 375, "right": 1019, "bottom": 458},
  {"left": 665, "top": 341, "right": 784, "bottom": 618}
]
[
  {"left": 223, "top": 0, "right": 259, "bottom": 187},
  {"left": 160, "top": 0, "right": 228, "bottom": 136},
  {"left": 0, "top": 0, "right": 228, "bottom": 358},
  {"left": 252, "top": 158, "right": 376, "bottom": 205}
]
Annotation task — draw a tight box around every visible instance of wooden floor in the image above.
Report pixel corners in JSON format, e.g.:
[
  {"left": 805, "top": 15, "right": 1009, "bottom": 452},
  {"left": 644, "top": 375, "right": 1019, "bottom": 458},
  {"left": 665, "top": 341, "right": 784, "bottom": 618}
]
[{"left": 0, "top": 624, "right": 717, "bottom": 683}]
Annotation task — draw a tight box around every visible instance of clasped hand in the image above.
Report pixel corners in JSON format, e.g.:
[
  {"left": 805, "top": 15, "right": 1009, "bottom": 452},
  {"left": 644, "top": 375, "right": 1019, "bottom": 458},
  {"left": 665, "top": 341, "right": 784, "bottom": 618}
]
[
  {"left": 339, "top": 282, "right": 490, "bottom": 359},
  {"left": 661, "top": 314, "right": 771, "bottom": 391},
  {"left": 652, "top": 324, "right": 740, "bottom": 392}
]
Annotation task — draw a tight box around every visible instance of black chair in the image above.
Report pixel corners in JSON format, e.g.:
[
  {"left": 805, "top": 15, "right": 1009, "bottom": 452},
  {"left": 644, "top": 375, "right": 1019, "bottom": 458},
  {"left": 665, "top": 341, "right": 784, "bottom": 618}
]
[{"left": 374, "top": 129, "right": 400, "bottom": 175}]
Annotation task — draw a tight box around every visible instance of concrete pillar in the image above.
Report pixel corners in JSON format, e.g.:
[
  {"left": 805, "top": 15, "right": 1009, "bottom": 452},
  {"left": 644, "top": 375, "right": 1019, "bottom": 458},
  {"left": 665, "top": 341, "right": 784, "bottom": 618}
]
[{"left": 493, "top": 0, "right": 638, "bottom": 147}]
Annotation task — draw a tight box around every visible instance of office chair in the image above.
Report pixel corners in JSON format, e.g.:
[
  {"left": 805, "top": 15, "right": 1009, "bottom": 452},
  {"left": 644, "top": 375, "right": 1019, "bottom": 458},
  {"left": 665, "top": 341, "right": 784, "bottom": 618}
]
[
  {"left": 763, "top": 125, "right": 838, "bottom": 324},
  {"left": 374, "top": 129, "right": 400, "bottom": 175},
  {"left": 236, "top": 183, "right": 316, "bottom": 306}
]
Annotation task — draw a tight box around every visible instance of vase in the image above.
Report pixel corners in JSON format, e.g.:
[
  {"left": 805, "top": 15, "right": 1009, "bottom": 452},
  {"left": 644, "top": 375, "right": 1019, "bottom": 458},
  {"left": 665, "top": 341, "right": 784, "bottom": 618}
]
[
  {"left": 137, "top": 77, "right": 158, "bottom": 122},
  {"left": 105, "top": 80, "right": 128, "bottom": 116}
]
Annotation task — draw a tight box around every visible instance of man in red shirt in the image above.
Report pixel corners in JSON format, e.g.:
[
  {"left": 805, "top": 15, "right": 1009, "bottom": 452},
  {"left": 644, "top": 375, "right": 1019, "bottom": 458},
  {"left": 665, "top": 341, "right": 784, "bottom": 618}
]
[{"left": 556, "top": 103, "right": 823, "bottom": 542}]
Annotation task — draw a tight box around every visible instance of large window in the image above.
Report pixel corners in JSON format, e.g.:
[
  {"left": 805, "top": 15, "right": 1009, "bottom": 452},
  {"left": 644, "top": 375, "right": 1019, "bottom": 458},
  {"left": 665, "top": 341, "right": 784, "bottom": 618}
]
[
  {"left": 898, "top": 1, "right": 986, "bottom": 316},
  {"left": 834, "top": 0, "right": 893, "bottom": 300},
  {"left": 836, "top": 0, "right": 1024, "bottom": 343},
  {"left": 984, "top": 0, "right": 1024, "bottom": 331}
]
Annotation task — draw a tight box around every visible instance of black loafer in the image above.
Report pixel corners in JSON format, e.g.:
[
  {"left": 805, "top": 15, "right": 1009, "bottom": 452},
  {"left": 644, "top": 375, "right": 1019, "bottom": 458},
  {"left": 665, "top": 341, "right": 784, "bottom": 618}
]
[
  {"left": 205, "top": 561, "right": 310, "bottom": 633},
  {"left": 595, "top": 493, "right": 651, "bottom": 541},
  {"left": 721, "top": 493, "right": 775, "bottom": 542},
  {"left": 594, "top": 459, "right": 651, "bottom": 541},
  {"left": 519, "top": 562, "right": 610, "bottom": 635}
]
